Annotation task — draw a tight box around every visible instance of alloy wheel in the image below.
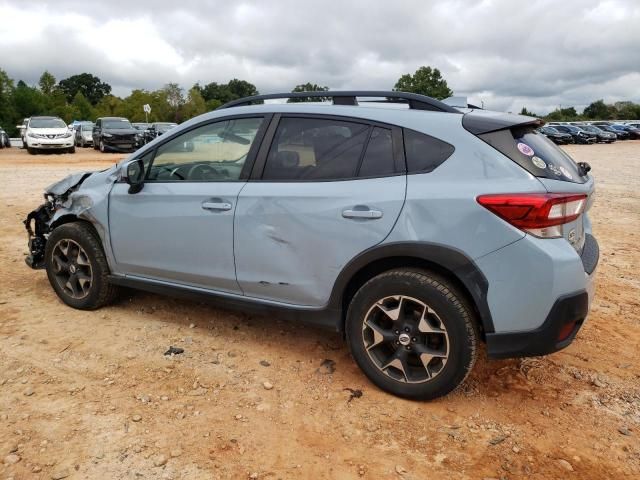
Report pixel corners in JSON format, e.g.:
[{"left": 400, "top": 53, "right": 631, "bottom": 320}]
[
  {"left": 50, "top": 239, "right": 93, "bottom": 299},
  {"left": 362, "top": 295, "right": 449, "bottom": 383}
]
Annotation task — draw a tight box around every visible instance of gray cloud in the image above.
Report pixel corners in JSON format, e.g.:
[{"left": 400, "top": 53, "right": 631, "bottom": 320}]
[{"left": 1, "top": 0, "right": 639, "bottom": 113}]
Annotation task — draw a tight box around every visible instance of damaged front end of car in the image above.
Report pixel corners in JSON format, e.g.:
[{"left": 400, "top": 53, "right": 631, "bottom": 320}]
[{"left": 24, "top": 172, "right": 96, "bottom": 269}]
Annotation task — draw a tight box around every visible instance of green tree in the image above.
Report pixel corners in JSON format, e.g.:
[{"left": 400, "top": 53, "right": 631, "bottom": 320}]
[
  {"left": 58, "top": 73, "right": 112, "bottom": 105},
  {"left": 163, "top": 83, "right": 185, "bottom": 122},
  {"left": 38, "top": 71, "right": 56, "bottom": 95},
  {"left": 0, "top": 69, "right": 16, "bottom": 134},
  {"left": 519, "top": 107, "right": 538, "bottom": 117},
  {"left": 182, "top": 87, "right": 207, "bottom": 119},
  {"left": 226, "top": 78, "right": 258, "bottom": 99},
  {"left": 94, "top": 94, "right": 123, "bottom": 118},
  {"left": 583, "top": 100, "right": 611, "bottom": 120},
  {"left": 545, "top": 106, "right": 579, "bottom": 122},
  {"left": 393, "top": 66, "right": 453, "bottom": 100},
  {"left": 71, "top": 92, "right": 94, "bottom": 120},
  {"left": 13, "top": 80, "right": 47, "bottom": 120},
  {"left": 613, "top": 101, "right": 640, "bottom": 120},
  {"left": 195, "top": 79, "right": 259, "bottom": 105},
  {"left": 288, "top": 82, "right": 330, "bottom": 102}
]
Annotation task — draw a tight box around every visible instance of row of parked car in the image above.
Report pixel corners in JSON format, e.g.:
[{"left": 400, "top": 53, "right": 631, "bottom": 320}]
[
  {"left": 15, "top": 116, "right": 178, "bottom": 154},
  {"left": 539, "top": 121, "right": 640, "bottom": 145}
]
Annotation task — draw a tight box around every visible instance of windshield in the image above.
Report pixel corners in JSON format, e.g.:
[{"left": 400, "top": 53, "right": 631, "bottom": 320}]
[
  {"left": 133, "top": 124, "right": 149, "bottom": 130},
  {"left": 155, "top": 123, "right": 177, "bottom": 132},
  {"left": 543, "top": 127, "right": 559, "bottom": 133},
  {"left": 103, "top": 119, "right": 133, "bottom": 129},
  {"left": 30, "top": 118, "right": 66, "bottom": 129}
]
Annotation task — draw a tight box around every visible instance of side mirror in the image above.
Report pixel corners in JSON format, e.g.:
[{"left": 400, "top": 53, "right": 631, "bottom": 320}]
[{"left": 124, "top": 159, "right": 145, "bottom": 194}]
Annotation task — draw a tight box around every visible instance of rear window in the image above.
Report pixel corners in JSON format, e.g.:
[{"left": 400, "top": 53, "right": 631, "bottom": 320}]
[
  {"left": 479, "top": 126, "right": 586, "bottom": 183},
  {"left": 403, "top": 129, "right": 455, "bottom": 174}
]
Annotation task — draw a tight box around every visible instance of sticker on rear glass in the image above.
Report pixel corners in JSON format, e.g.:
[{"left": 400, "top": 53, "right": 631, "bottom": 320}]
[
  {"left": 548, "top": 163, "right": 562, "bottom": 176},
  {"left": 531, "top": 156, "right": 546, "bottom": 169},
  {"left": 517, "top": 142, "right": 534, "bottom": 156},
  {"left": 559, "top": 166, "right": 573, "bottom": 180}
]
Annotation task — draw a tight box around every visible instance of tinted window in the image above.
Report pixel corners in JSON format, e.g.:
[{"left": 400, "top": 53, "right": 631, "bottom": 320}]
[
  {"left": 147, "top": 117, "right": 263, "bottom": 182},
  {"left": 103, "top": 119, "right": 133, "bottom": 129},
  {"left": 263, "top": 118, "right": 369, "bottom": 181},
  {"left": 478, "top": 126, "right": 585, "bottom": 183},
  {"left": 403, "top": 129, "right": 455, "bottom": 174},
  {"left": 358, "top": 127, "right": 395, "bottom": 177}
]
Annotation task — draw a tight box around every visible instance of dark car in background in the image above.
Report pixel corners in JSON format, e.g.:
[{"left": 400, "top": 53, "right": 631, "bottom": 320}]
[
  {"left": 576, "top": 124, "right": 616, "bottom": 143},
  {"left": 552, "top": 125, "right": 597, "bottom": 144},
  {"left": 539, "top": 126, "right": 573, "bottom": 144},
  {"left": 144, "top": 122, "right": 178, "bottom": 144},
  {"left": 610, "top": 124, "right": 640, "bottom": 139},
  {"left": 0, "top": 128, "right": 10, "bottom": 148},
  {"left": 74, "top": 122, "right": 95, "bottom": 147},
  {"left": 132, "top": 123, "right": 150, "bottom": 145},
  {"left": 93, "top": 117, "right": 140, "bottom": 153},
  {"left": 595, "top": 124, "right": 630, "bottom": 140}
]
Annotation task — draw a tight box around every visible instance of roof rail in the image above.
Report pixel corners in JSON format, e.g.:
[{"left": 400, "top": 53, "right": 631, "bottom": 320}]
[{"left": 217, "top": 91, "right": 460, "bottom": 113}]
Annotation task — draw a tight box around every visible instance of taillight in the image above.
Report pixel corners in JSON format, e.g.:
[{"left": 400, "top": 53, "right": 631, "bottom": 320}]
[{"left": 477, "top": 193, "right": 587, "bottom": 238}]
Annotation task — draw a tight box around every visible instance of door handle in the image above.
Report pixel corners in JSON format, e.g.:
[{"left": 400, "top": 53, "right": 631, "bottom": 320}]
[
  {"left": 202, "top": 201, "right": 232, "bottom": 211},
  {"left": 342, "top": 208, "right": 383, "bottom": 219}
]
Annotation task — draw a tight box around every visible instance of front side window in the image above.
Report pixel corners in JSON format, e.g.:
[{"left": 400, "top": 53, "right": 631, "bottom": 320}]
[
  {"left": 146, "top": 117, "right": 263, "bottom": 182},
  {"left": 262, "top": 117, "right": 370, "bottom": 181}
]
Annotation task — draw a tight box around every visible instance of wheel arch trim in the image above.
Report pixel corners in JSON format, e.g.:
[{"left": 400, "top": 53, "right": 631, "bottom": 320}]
[{"left": 328, "top": 242, "right": 495, "bottom": 335}]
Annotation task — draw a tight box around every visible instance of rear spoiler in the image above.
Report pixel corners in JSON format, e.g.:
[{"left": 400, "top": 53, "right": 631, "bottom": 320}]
[{"left": 463, "top": 110, "right": 543, "bottom": 135}]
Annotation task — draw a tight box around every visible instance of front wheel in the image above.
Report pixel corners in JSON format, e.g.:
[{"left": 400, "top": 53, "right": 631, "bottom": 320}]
[
  {"left": 68, "top": 146, "right": 76, "bottom": 154},
  {"left": 99, "top": 140, "right": 106, "bottom": 153},
  {"left": 346, "top": 269, "right": 478, "bottom": 400},
  {"left": 45, "top": 222, "right": 119, "bottom": 310}
]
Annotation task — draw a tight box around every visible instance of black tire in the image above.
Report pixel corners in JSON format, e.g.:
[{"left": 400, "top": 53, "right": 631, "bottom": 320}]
[
  {"left": 27, "top": 147, "right": 37, "bottom": 155},
  {"left": 99, "top": 140, "right": 106, "bottom": 153},
  {"left": 45, "top": 222, "right": 119, "bottom": 310},
  {"left": 68, "top": 146, "right": 76, "bottom": 154},
  {"left": 346, "top": 269, "right": 478, "bottom": 400}
]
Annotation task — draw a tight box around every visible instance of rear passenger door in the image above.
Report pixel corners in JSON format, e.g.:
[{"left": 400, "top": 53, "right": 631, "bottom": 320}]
[{"left": 234, "top": 115, "right": 406, "bottom": 307}]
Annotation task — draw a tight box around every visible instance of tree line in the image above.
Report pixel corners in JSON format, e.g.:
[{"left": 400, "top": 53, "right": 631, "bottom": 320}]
[
  {"left": 520, "top": 100, "right": 640, "bottom": 122},
  {"left": 1, "top": 65, "right": 637, "bottom": 136}
]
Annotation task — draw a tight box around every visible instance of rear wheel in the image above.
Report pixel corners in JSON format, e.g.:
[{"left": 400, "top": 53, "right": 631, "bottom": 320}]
[
  {"left": 346, "top": 269, "right": 478, "bottom": 400},
  {"left": 45, "top": 222, "right": 119, "bottom": 310}
]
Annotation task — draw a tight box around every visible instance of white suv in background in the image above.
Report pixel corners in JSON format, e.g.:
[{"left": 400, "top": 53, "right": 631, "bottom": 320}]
[{"left": 25, "top": 116, "right": 75, "bottom": 154}]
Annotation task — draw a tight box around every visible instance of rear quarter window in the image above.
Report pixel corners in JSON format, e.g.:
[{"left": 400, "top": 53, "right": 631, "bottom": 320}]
[{"left": 403, "top": 129, "right": 455, "bottom": 174}]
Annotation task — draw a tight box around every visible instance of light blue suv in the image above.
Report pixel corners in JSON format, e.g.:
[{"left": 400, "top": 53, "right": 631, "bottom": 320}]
[{"left": 24, "top": 91, "right": 599, "bottom": 400}]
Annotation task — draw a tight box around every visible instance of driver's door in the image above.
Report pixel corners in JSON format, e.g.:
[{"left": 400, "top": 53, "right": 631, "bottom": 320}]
[{"left": 108, "top": 116, "right": 267, "bottom": 293}]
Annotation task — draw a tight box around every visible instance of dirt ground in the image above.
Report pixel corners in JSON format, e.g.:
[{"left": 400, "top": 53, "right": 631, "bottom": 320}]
[{"left": 0, "top": 143, "right": 638, "bottom": 480}]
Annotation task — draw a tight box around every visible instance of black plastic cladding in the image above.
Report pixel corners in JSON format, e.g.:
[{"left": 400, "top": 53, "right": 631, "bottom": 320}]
[{"left": 218, "top": 91, "right": 460, "bottom": 113}]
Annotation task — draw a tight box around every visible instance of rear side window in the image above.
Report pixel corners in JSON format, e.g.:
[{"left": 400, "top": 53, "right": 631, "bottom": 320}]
[
  {"left": 263, "top": 117, "right": 369, "bottom": 181},
  {"left": 403, "top": 129, "right": 455, "bottom": 174},
  {"left": 358, "top": 127, "right": 395, "bottom": 177},
  {"left": 478, "top": 126, "right": 585, "bottom": 183}
]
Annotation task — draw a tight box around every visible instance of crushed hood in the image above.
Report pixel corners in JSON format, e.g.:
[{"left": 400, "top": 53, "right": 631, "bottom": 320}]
[{"left": 45, "top": 172, "right": 95, "bottom": 196}]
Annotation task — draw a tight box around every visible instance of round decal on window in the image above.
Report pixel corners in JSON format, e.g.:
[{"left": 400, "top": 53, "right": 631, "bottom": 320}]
[
  {"left": 548, "top": 163, "right": 562, "bottom": 176},
  {"left": 517, "top": 142, "right": 535, "bottom": 156},
  {"left": 531, "top": 156, "right": 546, "bottom": 169}
]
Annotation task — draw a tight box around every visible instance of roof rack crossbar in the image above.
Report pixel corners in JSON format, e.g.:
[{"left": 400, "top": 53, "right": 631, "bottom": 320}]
[{"left": 217, "top": 91, "right": 460, "bottom": 113}]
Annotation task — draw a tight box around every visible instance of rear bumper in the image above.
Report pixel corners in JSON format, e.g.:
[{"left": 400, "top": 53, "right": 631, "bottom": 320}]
[
  {"left": 485, "top": 233, "right": 599, "bottom": 359},
  {"left": 486, "top": 290, "right": 588, "bottom": 358}
]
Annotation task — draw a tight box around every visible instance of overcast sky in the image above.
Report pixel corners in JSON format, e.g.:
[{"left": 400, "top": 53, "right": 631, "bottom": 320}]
[{"left": 1, "top": 0, "right": 639, "bottom": 114}]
